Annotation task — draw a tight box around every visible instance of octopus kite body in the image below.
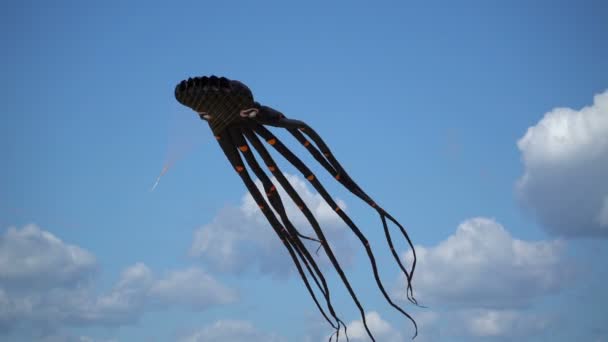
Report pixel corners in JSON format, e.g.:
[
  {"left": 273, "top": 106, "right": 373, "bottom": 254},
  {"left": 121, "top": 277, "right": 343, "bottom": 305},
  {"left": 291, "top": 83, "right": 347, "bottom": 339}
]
[{"left": 174, "top": 75, "right": 419, "bottom": 341}]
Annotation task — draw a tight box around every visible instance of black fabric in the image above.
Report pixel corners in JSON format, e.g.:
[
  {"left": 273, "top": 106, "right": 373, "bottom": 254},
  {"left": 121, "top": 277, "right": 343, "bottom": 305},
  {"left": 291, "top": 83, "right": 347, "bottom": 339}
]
[
  {"left": 252, "top": 123, "right": 417, "bottom": 338},
  {"left": 258, "top": 112, "right": 419, "bottom": 307},
  {"left": 175, "top": 75, "right": 420, "bottom": 340},
  {"left": 214, "top": 132, "right": 339, "bottom": 334}
]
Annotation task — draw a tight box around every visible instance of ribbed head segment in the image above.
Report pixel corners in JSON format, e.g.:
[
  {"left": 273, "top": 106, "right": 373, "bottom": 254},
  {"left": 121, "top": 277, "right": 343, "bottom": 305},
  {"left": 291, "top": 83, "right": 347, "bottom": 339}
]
[{"left": 174, "top": 75, "right": 255, "bottom": 134}]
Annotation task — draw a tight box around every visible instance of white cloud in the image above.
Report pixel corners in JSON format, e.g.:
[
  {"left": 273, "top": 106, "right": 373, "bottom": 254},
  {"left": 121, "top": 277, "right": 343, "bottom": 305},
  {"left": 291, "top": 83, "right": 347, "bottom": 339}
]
[
  {"left": 516, "top": 90, "right": 608, "bottom": 237},
  {"left": 411, "top": 311, "right": 441, "bottom": 342},
  {"left": 0, "top": 224, "right": 96, "bottom": 289},
  {"left": 190, "top": 174, "right": 353, "bottom": 276},
  {"left": 90, "top": 263, "right": 154, "bottom": 324},
  {"left": 597, "top": 196, "right": 608, "bottom": 227},
  {"left": 149, "top": 267, "right": 237, "bottom": 309},
  {"left": 0, "top": 225, "right": 236, "bottom": 338},
  {"left": 36, "top": 333, "right": 118, "bottom": 342},
  {"left": 399, "top": 217, "right": 566, "bottom": 308},
  {"left": 92, "top": 263, "right": 237, "bottom": 324},
  {"left": 461, "top": 309, "right": 551, "bottom": 338},
  {"left": 337, "top": 311, "right": 405, "bottom": 342},
  {"left": 178, "top": 320, "right": 286, "bottom": 342}
]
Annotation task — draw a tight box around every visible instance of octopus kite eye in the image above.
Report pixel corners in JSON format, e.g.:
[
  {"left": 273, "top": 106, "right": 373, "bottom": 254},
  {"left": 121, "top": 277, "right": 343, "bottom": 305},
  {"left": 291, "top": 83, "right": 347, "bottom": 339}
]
[
  {"left": 174, "top": 75, "right": 420, "bottom": 341},
  {"left": 240, "top": 108, "right": 259, "bottom": 118},
  {"left": 200, "top": 113, "right": 212, "bottom": 120}
]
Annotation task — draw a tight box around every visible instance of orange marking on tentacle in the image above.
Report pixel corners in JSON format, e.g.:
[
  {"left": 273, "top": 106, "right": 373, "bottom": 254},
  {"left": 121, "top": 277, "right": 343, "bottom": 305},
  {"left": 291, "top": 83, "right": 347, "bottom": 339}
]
[
  {"left": 306, "top": 174, "right": 315, "bottom": 181},
  {"left": 258, "top": 205, "right": 265, "bottom": 210},
  {"left": 298, "top": 205, "right": 304, "bottom": 210},
  {"left": 239, "top": 145, "right": 249, "bottom": 152},
  {"left": 371, "top": 202, "right": 377, "bottom": 208},
  {"left": 335, "top": 174, "right": 341, "bottom": 180},
  {"left": 267, "top": 138, "right": 277, "bottom": 145},
  {"left": 268, "top": 165, "right": 276, "bottom": 172},
  {"left": 323, "top": 152, "right": 330, "bottom": 157},
  {"left": 235, "top": 166, "right": 245, "bottom": 172},
  {"left": 304, "top": 140, "right": 310, "bottom": 147},
  {"left": 299, "top": 127, "right": 306, "bottom": 131},
  {"left": 334, "top": 206, "right": 341, "bottom": 212},
  {"left": 266, "top": 185, "right": 276, "bottom": 197},
  {"left": 215, "top": 136, "right": 221, "bottom": 140}
]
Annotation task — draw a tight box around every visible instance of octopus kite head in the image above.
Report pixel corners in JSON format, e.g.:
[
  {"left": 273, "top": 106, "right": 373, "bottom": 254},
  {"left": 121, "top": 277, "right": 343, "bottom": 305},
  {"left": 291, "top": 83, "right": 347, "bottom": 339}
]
[{"left": 174, "top": 75, "right": 258, "bottom": 133}]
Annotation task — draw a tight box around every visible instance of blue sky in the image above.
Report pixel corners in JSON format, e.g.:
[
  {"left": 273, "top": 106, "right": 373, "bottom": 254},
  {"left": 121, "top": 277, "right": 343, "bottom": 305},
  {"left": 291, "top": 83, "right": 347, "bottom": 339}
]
[{"left": 1, "top": 1, "right": 607, "bottom": 341}]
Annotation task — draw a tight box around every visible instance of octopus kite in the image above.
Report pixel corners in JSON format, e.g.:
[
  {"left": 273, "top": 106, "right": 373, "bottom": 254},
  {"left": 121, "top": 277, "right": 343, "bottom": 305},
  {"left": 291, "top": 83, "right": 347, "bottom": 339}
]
[{"left": 174, "top": 75, "right": 419, "bottom": 341}]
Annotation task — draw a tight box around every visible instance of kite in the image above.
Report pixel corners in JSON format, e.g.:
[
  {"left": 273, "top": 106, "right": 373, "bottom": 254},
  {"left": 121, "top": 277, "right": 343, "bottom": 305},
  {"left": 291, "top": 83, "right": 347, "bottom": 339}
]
[{"left": 174, "top": 75, "right": 419, "bottom": 341}]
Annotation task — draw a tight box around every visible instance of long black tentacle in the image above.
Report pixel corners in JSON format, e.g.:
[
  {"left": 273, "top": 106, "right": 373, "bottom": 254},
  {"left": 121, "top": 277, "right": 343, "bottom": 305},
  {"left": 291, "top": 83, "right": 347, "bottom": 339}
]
[
  {"left": 257, "top": 112, "right": 419, "bottom": 306},
  {"left": 226, "top": 126, "right": 348, "bottom": 340},
  {"left": 252, "top": 123, "right": 418, "bottom": 339},
  {"left": 214, "top": 131, "right": 338, "bottom": 332},
  {"left": 289, "top": 123, "right": 419, "bottom": 306},
  {"left": 242, "top": 125, "right": 361, "bottom": 342}
]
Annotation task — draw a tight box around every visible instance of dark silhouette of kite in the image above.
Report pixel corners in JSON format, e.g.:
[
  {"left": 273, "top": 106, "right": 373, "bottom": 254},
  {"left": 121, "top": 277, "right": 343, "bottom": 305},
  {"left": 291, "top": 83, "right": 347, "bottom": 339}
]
[{"left": 174, "top": 75, "right": 419, "bottom": 341}]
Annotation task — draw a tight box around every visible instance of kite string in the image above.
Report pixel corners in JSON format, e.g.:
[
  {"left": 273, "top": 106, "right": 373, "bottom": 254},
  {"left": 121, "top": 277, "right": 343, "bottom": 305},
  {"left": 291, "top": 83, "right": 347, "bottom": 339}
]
[{"left": 151, "top": 110, "right": 207, "bottom": 192}]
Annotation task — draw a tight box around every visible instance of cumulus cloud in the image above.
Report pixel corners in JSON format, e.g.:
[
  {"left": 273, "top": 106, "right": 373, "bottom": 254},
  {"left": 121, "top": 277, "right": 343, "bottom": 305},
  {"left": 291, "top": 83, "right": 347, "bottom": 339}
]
[
  {"left": 335, "top": 311, "right": 405, "bottom": 342},
  {"left": 325, "top": 308, "right": 551, "bottom": 341},
  {"left": 0, "top": 224, "right": 96, "bottom": 289},
  {"left": 84, "top": 263, "right": 236, "bottom": 325},
  {"left": 178, "top": 320, "right": 286, "bottom": 342},
  {"left": 190, "top": 173, "right": 353, "bottom": 276},
  {"left": 460, "top": 309, "right": 551, "bottom": 339},
  {"left": 516, "top": 90, "right": 608, "bottom": 237},
  {"left": 398, "top": 217, "right": 567, "bottom": 308},
  {"left": 36, "top": 333, "right": 118, "bottom": 342},
  {"left": 149, "top": 267, "right": 237, "bottom": 309},
  {"left": 0, "top": 225, "right": 235, "bottom": 337},
  {"left": 0, "top": 225, "right": 101, "bottom": 332}
]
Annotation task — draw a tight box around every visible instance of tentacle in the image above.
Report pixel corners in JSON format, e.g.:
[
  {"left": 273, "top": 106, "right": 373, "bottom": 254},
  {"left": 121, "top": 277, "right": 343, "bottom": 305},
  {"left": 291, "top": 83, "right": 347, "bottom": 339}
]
[
  {"left": 256, "top": 112, "right": 419, "bottom": 306},
  {"left": 293, "top": 230, "right": 323, "bottom": 245},
  {"left": 214, "top": 131, "right": 338, "bottom": 331},
  {"left": 295, "top": 122, "right": 419, "bottom": 306},
  {"left": 244, "top": 126, "right": 369, "bottom": 341},
  {"left": 226, "top": 126, "right": 348, "bottom": 338},
  {"left": 252, "top": 123, "right": 418, "bottom": 339}
]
